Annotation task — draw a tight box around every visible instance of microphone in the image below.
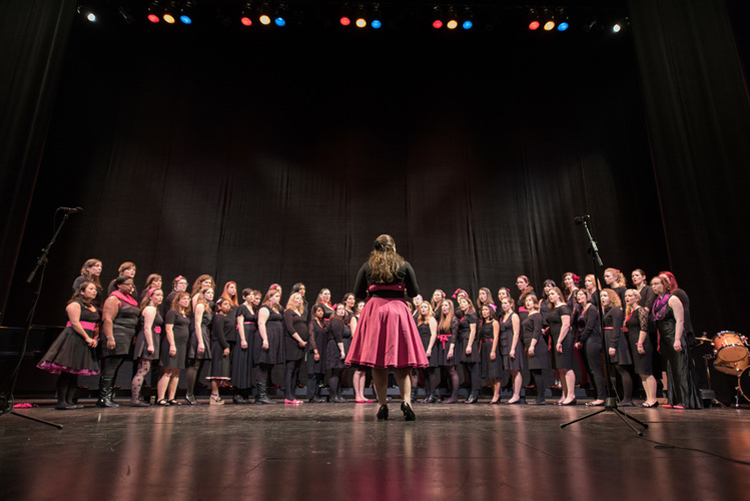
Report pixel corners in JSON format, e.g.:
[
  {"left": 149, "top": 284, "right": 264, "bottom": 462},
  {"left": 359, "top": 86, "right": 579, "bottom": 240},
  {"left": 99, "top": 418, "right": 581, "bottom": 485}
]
[
  {"left": 574, "top": 214, "right": 590, "bottom": 225},
  {"left": 58, "top": 207, "right": 84, "bottom": 214}
]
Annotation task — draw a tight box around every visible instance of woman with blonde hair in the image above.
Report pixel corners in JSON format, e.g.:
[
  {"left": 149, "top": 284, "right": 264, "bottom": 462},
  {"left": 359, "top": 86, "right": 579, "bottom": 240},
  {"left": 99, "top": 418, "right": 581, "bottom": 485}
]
[
  {"left": 283, "top": 292, "right": 308, "bottom": 404},
  {"left": 416, "top": 302, "right": 438, "bottom": 403},
  {"left": 624, "top": 289, "right": 657, "bottom": 407},
  {"left": 255, "top": 288, "right": 285, "bottom": 404},
  {"left": 345, "top": 234, "right": 428, "bottom": 421}
]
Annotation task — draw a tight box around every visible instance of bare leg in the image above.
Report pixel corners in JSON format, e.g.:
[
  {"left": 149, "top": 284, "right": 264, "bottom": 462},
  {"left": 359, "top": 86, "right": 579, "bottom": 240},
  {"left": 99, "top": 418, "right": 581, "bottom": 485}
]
[
  {"left": 157, "top": 370, "right": 170, "bottom": 401},
  {"left": 490, "top": 379, "right": 501, "bottom": 403},
  {"left": 508, "top": 371, "right": 523, "bottom": 402},
  {"left": 562, "top": 369, "right": 577, "bottom": 404},
  {"left": 167, "top": 371, "right": 180, "bottom": 400},
  {"left": 372, "top": 368, "right": 389, "bottom": 406},
  {"left": 395, "top": 367, "right": 412, "bottom": 404}
]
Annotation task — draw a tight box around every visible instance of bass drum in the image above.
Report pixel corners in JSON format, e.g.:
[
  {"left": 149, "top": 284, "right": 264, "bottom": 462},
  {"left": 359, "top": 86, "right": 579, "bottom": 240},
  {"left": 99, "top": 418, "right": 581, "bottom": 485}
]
[{"left": 714, "top": 355, "right": 750, "bottom": 375}]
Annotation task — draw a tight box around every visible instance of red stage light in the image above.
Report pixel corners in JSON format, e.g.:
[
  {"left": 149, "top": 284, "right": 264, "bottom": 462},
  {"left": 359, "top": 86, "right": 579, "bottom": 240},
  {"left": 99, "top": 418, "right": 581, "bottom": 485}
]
[
  {"left": 432, "top": 19, "right": 443, "bottom": 29},
  {"left": 241, "top": 16, "right": 252, "bottom": 26},
  {"left": 340, "top": 16, "right": 351, "bottom": 26},
  {"left": 529, "top": 20, "right": 540, "bottom": 30}
]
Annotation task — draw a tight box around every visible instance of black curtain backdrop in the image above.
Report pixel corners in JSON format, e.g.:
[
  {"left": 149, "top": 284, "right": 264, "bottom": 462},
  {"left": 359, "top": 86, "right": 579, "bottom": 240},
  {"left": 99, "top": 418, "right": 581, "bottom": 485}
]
[
  {"left": 4, "top": 14, "right": 670, "bottom": 328},
  {"left": 629, "top": 0, "right": 750, "bottom": 333},
  {"left": 0, "top": 0, "right": 76, "bottom": 324}
]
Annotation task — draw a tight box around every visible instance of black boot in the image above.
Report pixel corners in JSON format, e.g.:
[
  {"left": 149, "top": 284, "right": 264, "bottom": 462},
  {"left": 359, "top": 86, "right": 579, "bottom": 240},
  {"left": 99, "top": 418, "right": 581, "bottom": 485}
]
[
  {"left": 255, "top": 381, "right": 274, "bottom": 404},
  {"left": 96, "top": 377, "right": 119, "bottom": 408}
]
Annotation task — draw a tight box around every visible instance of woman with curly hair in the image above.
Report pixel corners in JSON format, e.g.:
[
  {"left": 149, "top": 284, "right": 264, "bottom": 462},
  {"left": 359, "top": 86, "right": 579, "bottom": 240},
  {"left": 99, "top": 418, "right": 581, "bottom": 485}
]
[{"left": 345, "top": 234, "right": 428, "bottom": 421}]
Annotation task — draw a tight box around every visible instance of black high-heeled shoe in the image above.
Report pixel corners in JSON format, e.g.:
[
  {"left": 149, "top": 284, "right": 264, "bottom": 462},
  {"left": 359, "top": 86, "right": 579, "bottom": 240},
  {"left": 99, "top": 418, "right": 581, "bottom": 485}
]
[
  {"left": 377, "top": 405, "right": 389, "bottom": 421},
  {"left": 401, "top": 401, "right": 416, "bottom": 421}
]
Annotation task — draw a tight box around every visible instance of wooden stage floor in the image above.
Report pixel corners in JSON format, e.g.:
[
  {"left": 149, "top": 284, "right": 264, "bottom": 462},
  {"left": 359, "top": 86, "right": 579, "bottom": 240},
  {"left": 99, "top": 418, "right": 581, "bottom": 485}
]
[{"left": 2, "top": 398, "right": 750, "bottom": 500}]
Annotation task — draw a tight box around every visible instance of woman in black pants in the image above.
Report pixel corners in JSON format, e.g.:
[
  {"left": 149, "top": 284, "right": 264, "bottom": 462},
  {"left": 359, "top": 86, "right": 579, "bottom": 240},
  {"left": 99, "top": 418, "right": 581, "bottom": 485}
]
[
  {"left": 283, "top": 292, "right": 309, "bottom": 404},
  {"left": 457, "top": 297, "right": 480, "bottom": 403},
  {"left": 601, "top": 289, "right": 634, "bottom": 406},
  {"left": 521, "top": 296, "right": 548, "bottom": 405},
  {"left": 306, "top": 304, "right": 328, "bottom": 402},
  {"left": 98, "top": 276, "right": 139, "bottom": 408},
  {"left": 573, "top": 290, "right": 606, "bottom": 406},
  {"left": 326, "top": 304, "right": 349, "bottom": 403}
]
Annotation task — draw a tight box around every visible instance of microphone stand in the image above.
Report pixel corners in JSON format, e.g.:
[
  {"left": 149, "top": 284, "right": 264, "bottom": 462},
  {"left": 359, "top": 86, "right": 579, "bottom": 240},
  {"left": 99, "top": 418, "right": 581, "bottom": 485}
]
[
  {"left": 560, "top": 216, "right": 648, "bottom": 436},
  {"left": 0, "top": 211, "right": 75, "bottom": 429}
]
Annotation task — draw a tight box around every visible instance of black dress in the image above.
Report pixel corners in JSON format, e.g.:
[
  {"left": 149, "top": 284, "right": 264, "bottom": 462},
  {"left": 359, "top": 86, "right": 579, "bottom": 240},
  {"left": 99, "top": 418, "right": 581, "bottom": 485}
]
[
  {"left": 233, "top": 304, "right": 256, "bottom": 388},
  {"left": 208, "top": 314, "right": 231, "bottom": 379},
  {"left": 479, "top": 320, "right": 501, "bottom": 379},
  {"left": 626, "top": 307, "right": 652, "bottom": 375},
  {"left": 436, "top": 317, "right": 459, "bottom": 367},
  {"left": 254, "top": 305, "right": 285, "bottom": 365},
  {"left": 458, "top": 311, "right": 480, "bottom": 363},
  {"left": 500, "top": 313, "right": 524, "bottom": 371},
  {"left": 417, "top": 321, "right": 438, "bottom": 368},
  {"left": 326, "top": 318, "right": 348, "bottom": 370},
  {"left": 101, "top": 298, "right": 140, "bottom": 358},
  {"left": 521, "top": 312, "right": 549, "bottom": 370},
  {"left": 308, "top": 319, "right": 328, "bottom": 373},
  {"left": 37, "top": 303, "right": 100, "bottom": 376},
  {"left": 161, "top": 309, "right": 190, "bottom": 369},
  {"left": 603, "top": 306, "right": 632, "bottom": 365},
  {"left": 545, "top": 304, "right": 573, "bottom": 370},
  {"left": 655, "top": 300, "right": 702, "bottom": 408},
  {"left": 188, "top": 307, "right": 212, "bottom": 360},
  {"left": 133, "top": 309, "right": 163, "bottom": 361},
  {"left": 283, "top": 309, "right": 309, "bottom": 361}
]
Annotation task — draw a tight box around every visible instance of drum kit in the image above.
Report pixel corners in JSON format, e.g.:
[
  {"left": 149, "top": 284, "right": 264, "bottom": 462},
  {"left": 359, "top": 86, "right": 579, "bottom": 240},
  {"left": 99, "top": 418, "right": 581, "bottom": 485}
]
[{"left": 696, "top": 331, "right": 750, "bottom": 404}]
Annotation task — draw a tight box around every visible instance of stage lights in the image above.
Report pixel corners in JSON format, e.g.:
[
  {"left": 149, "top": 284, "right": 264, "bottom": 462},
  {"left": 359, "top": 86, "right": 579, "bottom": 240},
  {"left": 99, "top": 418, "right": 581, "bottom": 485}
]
[
  {"left": 556, "top": 8, "right": 569, "bottom": 32},
  {"left": 274, "top": 3, "right": 288, "bottom": 26},
  {"left": 146, "top": 1, "right": 162, "bottom": 23},
  {"left": 241, "top": 2, "right": 253, "bottom": 26},
  {"left": 179, "top": 1, "right": 194, "bottom": 24},
  {"left": 432, "top": 5, "right": 472, "bottom": 30},
  {"left": 528, "top": 8, "right": 540, "bottom": 30},
  {"left": 338, "top": 2, "right": 383, "bottom": 30}
]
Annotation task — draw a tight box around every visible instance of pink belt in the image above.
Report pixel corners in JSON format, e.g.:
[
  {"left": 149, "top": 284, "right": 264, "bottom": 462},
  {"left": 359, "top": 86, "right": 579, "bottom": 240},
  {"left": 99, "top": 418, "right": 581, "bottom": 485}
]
[
  {"left": 67, "top": 321, "right": 97, "bottom": 330},
  {"left": 368, "top": 283, "right": 405, "bottom": 292},
  {"left": 437, "top": 334, "right": 451, "bottom": 350}
]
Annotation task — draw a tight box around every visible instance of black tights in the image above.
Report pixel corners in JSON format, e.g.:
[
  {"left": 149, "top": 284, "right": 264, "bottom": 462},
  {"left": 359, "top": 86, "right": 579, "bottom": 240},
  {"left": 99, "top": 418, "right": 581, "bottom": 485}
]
[
  {"left": 462, "top": 362, "right": 480, "bottom": 395},
  {"left": 131, "top": 360, "right": 151, "bottom": 401},
  {"left": 284, "top": 359, "right": 302, "bottom": 400},
  {"left": 423, "top": 367, "right": 438, "bottom": 397},
  {"left": 611, "top": 364, "right": 633, "bottom": 403},
  {"left": 530, "top": 369, "right": 546, "bottom": 403},
  {"left": 186, "top": 359, "right": 205, "bottom": 397},
  {"left": 328, "top": 368, "right": 343, "bottom": 399},
  {"left": 56, "top": 372, "right": 78, "bottom": 405},
  {"left": 442, "top": 365, "right": 459, "bottom": 400}
]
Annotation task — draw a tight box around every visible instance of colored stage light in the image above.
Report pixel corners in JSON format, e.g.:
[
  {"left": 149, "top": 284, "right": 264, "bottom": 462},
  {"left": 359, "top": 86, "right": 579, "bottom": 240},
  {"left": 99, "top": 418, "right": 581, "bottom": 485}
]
[
  {"left": 275, "top": 17, "right": 286, "bottom": 26},
  {"left": 274, "top": 3, "right": 287, "bottom": 27},
  {"left": 543, "top": 21, "right": 555, "bottom": 31},
  {"left": 558, "top": 22, "right": 569, "bottom": 31},
  {"left": 446, "top": 6, "right": 457, "bottom": 30},
  {"left": 87, "top": 13, "right": 96, "bottom": 22},
  {"left": 148, "top": 14, "right": 160, "bottom": 23},
  {"left": 241, "top": 16, "right": 252, "bottom": 26},
  {"left": 528, "top": 8, "right": 540, "bottom": 30},
  {"left": 356, "top": 18, "right": 366, "bottom": 28},
  {"left": 528, "top": 21, "right": 539, "bottom": 30},
  {"left": 163, "top": 13, "right": 176, "bottom": 23},
  {"left": 260, "top": 14, "right": 271, "bottom": 24},
  {"left": 462, "top": 20, "right": 472, "bottom": 29},
  {"left": 447, "top": 20, "right": 457, "bottom": 30},
  {"left": 179, "top": 1, "right": 193, "bottom": 24},
  {"left": 371, "top": 19, "right": 381, "bottom": 29},
  {"left": 612, "top": 23, "right": 621, "bottom": 33},
  {"left": 432, "top": 5, "right": 442, "bottom": 29},
  {"left": 556, "top": 8, "right": 569, "bottom": 32},
  {"left": 340, "top": 16, "right": 351, "bottom": 26},
  {"left": 461, "top": 6, "right": 473, "bottom": 30}
]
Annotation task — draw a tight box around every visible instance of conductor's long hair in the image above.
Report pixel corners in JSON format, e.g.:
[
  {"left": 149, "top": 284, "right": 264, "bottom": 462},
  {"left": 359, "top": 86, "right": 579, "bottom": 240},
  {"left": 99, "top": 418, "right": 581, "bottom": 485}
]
[{"left": 368, "top": 234, "right": 405, "bottom": 284}]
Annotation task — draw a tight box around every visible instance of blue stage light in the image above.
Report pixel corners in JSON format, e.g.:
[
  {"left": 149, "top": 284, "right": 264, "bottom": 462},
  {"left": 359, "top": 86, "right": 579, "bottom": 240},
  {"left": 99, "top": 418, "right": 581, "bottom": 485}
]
[
  {"left": 180, "top": 15, "right": 192, "bottom": 24},
  {"left": 558, "top": 22, "right": 569, "bottom": 31},
  {"left": 275, "top": 17, "right": 286, "bottom": 26},
  {"left": 462, "top": 20, "right": 472, "bottom": 30},
  {"left": 371, "top": 19, "right": 381, "bottom": 29}
]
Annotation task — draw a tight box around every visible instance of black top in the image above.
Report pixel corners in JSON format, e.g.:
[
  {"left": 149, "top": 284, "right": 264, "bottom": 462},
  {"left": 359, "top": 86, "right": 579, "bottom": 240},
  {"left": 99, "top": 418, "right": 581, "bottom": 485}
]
[
  {"left": 353, "top": 261, "right": 419, "bottom": 299},
  {"left": 576, "top": 306, "right": 601, "bottom": 344},
  {"left": 637, "top": 285, "right": 656, "bottom": 311},
  {"left": 672, "top": 288, "right": 693, "bottom": 335},
  {"left": 283, "top": 309, "right": 309, "bottom": 341},
  {"left": 457, "top": 311, "right": 478, "bottom": 341},
  {"left": 328, "top": 317, "right": 350, "bottom": 343},
  {"left": 211, "top": 313, "right": 231, "bottom": 350}
]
